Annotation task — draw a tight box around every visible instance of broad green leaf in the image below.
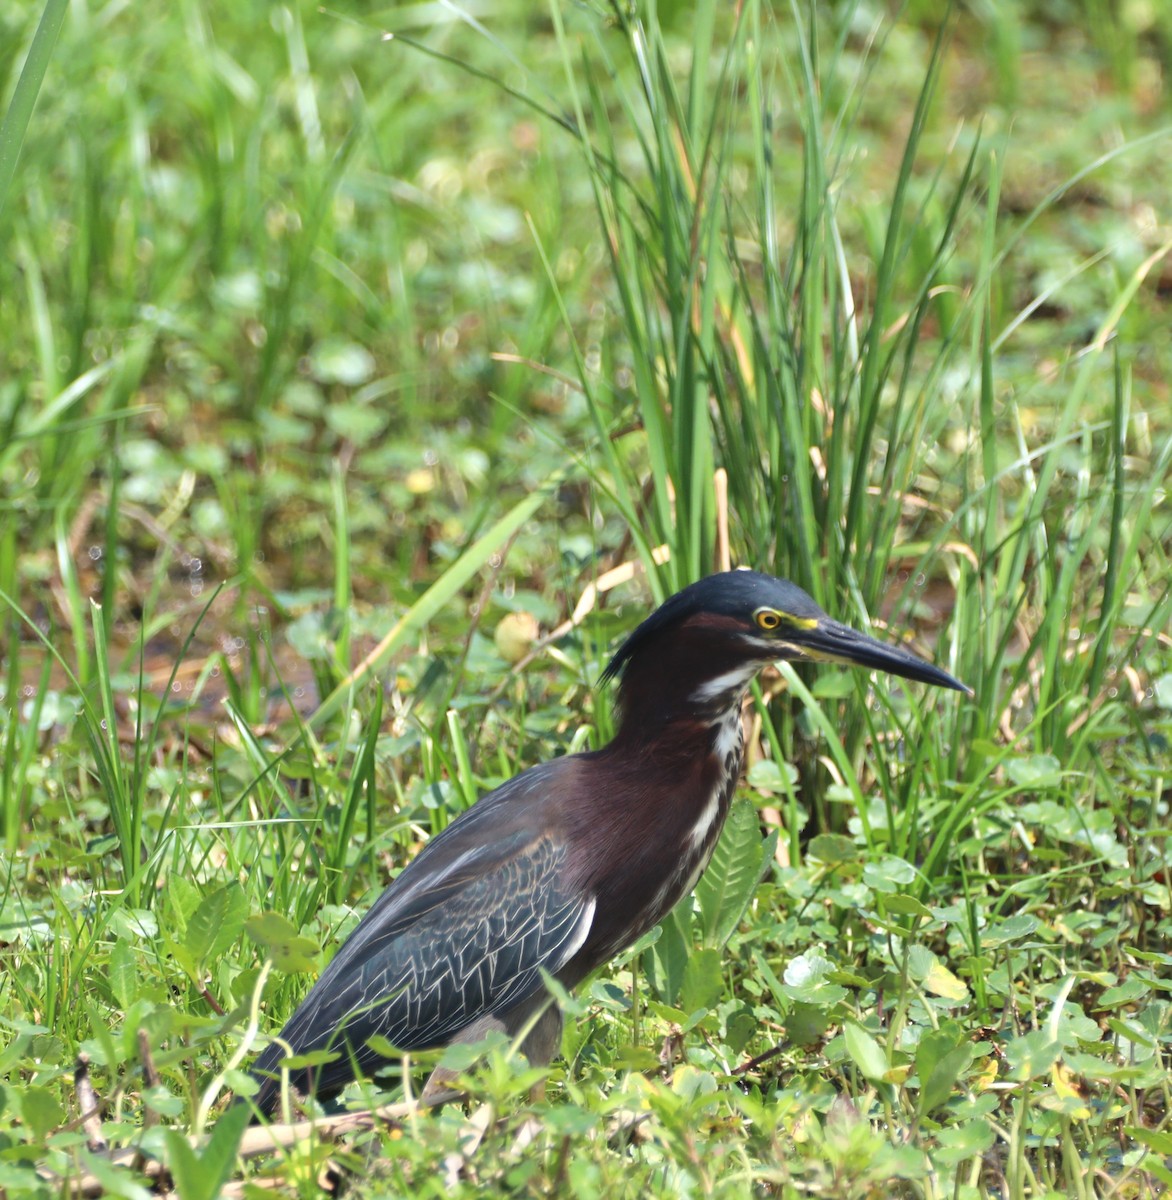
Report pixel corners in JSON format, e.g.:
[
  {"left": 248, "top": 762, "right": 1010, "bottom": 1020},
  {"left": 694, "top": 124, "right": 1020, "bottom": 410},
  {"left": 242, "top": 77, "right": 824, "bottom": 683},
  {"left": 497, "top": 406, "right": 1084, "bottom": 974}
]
[
  {"left": 1097, "top": 976, "right": 1150, "bottom": 1008},
  {"left": 1106, "top": 1017, "right": 1155, "bottom": 1049},
  {"left": 612, "top": 1046, "right": 661, "bottom": 1070},
  {"left": 200, "top": 1103, "right": 250, "bottom": 1193},
  {"left": 806, "top": 833, "right": 859, "bottom": 864},
  {"left": 439, "top": 1030, "right": 508, "bottom": 1071},
  {"left": 746, "top": 758, "right": 796, "bottom": 793},
  {"left": 725, "top": 1006, "right": 757, "bottom": 1055},
  {"left": 1006, "top": 753, "right": 1063, "bottom": 788},
  {"left": 73, "top": 1152, "right": 152, "bottom": 1200},
  {"left": 645, "top": 907, "right": 689, "bottom": 1005},
  {"left": 108, "top": 907, "right": 158, "bottom": 941},
  {"left": 916, "top": 1026, "right": 974, "bottom": 1114},
  {"left": 695, "top": 795, "right": 767, "bottom": 948},
  {"left": 185, "top": 884, "right": 248, "bottom": 969},
  {"left": 286, "top": 610, "right": 332, "bottom": 660},
  {"left": 980, "top": 913, "right": 1039, "bottom": 946},
  {"left": 167, "top": 938, "right": 197, "bottom": 982},
  {"left": 142, "top": 1085, "right": 185, "bottom": 1118},
  {"left": 167, "top": 876, "right": 201, "bottom": 929},
  {"left": 672, "top": 1064, "right": 717, "bottom": 1102},
  {"left": 883, "top": 893, "right": 933, "bottom": 919},
  {"left": 245, "top": 913, "right": 320, "bottom": 973},
  {"left": 164, "top": 1129, "right": 208, "bottom": 1200},
  {"left": 843, "top": 1022, "right": 889, "bottom": 1082},
  {"left": 811, "top": 670, "right": 856, "bottom": 699},
  {"left": 364, "top": 1035, "right": 402, "bottom": 1060},
  {"left": 20, "top": 1086, "right": 63, "bottom": 1140},
  {"left": 908, "top": 945, "right": 969, "bottom": 1000},
  {"left": 862, "top": 855, "right": 917, "bottom": 893},
  {"left": 780, "top": 950, "right": 848, "bottom": 1005},
  {"left": 109, "top": 937, "right": 137, "bottom": 1010},
  {"left": 1127, "top": 1125, "right": 1172, "bottom": 1155},
  {"left": 281, "top": 1048, "right": 343, "bottom": 1070},
  {"left": 932, "top": 1120, "right": 995, "bottom": 1165},
  {"left": 1004, "top": 1030, "right": 1061, "bottom": 1080},
  {"left": 325, "top": 401, "right": 388, "bottom": 441},
  {"left": 786, "top": 1002, "right": 832, "bottom": 1046},
  {"left": 680, "top": 947, "right": 723, "bottom": 1014}
]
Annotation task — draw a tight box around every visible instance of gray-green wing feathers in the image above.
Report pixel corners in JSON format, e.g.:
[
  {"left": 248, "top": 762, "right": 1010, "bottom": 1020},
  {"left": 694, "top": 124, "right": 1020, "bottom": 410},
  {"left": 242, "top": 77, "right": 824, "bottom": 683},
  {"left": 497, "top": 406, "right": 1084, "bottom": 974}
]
[{"left": 250, "top": 762, "right": 594, "bottom": 1107}]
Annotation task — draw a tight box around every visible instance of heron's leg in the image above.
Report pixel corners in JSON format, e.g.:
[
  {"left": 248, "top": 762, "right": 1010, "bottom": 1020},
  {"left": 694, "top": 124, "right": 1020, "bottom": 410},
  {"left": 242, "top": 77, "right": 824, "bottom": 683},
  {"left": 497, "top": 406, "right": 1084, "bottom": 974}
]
[
  {"left": 517, "top": 1003, "right": 562, "bottom": 1103},
  {"left": 420, "top": 1014, "right": 507, "bottom": 1106},
  {"left": 420, "top": 1000, "right": 563, "bottom": 1106}
]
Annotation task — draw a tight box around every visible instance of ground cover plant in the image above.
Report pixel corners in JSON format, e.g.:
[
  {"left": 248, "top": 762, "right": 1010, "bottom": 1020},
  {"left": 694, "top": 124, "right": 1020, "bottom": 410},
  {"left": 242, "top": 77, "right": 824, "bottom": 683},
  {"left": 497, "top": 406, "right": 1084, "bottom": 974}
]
[{"left": 1, "top": 0, "right": 1171, "bottom": 1196}]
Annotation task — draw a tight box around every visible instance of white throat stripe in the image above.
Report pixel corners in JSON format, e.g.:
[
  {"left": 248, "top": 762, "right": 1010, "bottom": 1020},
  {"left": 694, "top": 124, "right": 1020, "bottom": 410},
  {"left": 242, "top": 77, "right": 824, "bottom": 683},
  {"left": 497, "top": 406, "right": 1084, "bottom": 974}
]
[{"left": 692, "top": 666, "right": 756, "bottom": 703}]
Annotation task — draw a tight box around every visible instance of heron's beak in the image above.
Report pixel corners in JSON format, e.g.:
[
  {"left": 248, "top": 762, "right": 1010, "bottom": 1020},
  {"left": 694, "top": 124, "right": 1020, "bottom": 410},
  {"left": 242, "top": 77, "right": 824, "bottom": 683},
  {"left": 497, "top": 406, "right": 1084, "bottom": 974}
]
[{"left": 781, "top": 618, "right": 972, "bottom": 695}]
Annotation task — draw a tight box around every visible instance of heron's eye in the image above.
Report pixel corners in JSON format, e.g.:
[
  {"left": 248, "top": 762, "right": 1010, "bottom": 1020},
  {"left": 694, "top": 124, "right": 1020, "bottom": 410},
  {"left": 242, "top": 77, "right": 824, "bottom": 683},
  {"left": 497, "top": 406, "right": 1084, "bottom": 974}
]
[{"left": 754, "top": 608, "right": 783, "bottom": 631}]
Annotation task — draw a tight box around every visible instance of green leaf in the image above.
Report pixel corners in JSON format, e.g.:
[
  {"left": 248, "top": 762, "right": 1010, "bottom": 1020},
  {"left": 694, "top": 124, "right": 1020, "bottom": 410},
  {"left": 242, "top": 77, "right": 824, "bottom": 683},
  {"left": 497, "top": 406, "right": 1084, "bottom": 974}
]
[
  {"left": 1126, "top": 1124, "right": 1172, "bottom": 1155},
  {"left": 168, "top": 876, "right": 201, "bottom": 930},
  {"left": 786, "top": 1003, "right": 832, "bottom": 1046},
  {"left": 245, "top": 913, "right": 321, "bottom": 973},
  {"left": 931, "top": 1120, "right": 995, "bottom": 1165},
  {"left": 74, "top": 1151, "right": 153, "bottom": 1200},
  {"left": 612, "top": 1046, "right": 661, "bottom": 1070},
  {"left": 862, "top": 855, "right": 917, "bottom": 893},
  {"left": 644, "top": 907, "right": 689, "bottom": 1005},
  {"left": 164, "top": 1130, "right": 208, "bottom": 1200},
  {"left": 325, "top": 400, "right": 389, "bottom": 441},
  {"left": 694, "top": 795, "right": 767, "bottom": 948},
  {"left": 1097, "top": 976, "right": 1150, "bottom": 1008},
  {"left": 806, "top": 833, "right": 859, "bottom": 864},
  {"left": 980, "top": 913, "right": 1039, "bottom": 946},
  {"left": 811, "top": 670, "right": 856, "bottom": 699},
  {"left": 1006, "top": 753, "right": 1063, "bottom": 788},
  {"left": 908, "top": 945, "right": 969, "bottom": 1000},
  {"left": 185, "top": 884, "right": 248, "bottom": 970},
  {"left": 286, "top": 610, "right": 332, "bottom": 660},
  {"left": 725, "top": 1006, "right": 757, "bottom": 1055},
  {"left": 843, "top": 1022, "right": 889, "bottom": 1083},
  {"left": 745, "top": 758, "right": 795, "bottom": 793},
  {"left": 439, "top": 1030, "right": 508, "bottom": 1071},
  {"left": 883, "top": 893, "right": 933, "bottom": 919},
  {"left": 167, "top": 937, "right": 197, "bottom": 982},
  {"left": 142, "top": 1085, "right": 185, "bottom": 1117},
  {"left": 200, "top": 1102, "right": 250, "bottom": 1196},
  {"left": 1004, "top": 1030, "right": 1061, "bottom": 1080},
  {"left": 916, "top": 1026, "right": 974, "bottom": 1114},
  {"left": 20, "top": 1085, "right": 64, "bottom": 1140},
  {"left": 363, "top": 1035, "right": 401, "bottom": 1061},
  {"left": 1106, "top": 1017, "right": 1155, "bottom": 1049},
  {"left": 680, "top": 947, "right": 723, "bottom": 1014},
  {"left": 109, "top": 937, "right": 137, "bottom": 1009},
  {"left": 780, "top": 951, "right": 848, "bottom": 1005}
]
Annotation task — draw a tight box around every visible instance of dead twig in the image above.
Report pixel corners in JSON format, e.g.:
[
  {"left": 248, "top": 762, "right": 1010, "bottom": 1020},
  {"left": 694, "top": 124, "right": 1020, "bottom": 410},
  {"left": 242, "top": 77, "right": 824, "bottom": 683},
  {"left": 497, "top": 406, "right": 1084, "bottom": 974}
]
[
  {"left": 44, "top": 1099, "right": 418, "bottom": 1198},
  {"left": 74, "top": 1055, "right": 107, "bottom": 1153}
]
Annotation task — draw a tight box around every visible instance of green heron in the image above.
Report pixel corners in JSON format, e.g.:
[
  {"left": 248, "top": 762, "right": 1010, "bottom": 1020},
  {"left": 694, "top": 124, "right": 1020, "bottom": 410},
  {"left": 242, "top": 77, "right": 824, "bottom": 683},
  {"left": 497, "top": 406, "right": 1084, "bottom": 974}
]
[{"left": 249, "top": 570, "right": 966, "bottom": 1114}]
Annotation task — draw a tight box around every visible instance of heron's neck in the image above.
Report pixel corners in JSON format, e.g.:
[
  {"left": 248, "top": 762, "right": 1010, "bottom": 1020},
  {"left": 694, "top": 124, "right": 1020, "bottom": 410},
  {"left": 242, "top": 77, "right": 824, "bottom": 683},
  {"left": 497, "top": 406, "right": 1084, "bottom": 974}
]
[{"left": 610, "top": 651, "right": 757, "bottom": 749}]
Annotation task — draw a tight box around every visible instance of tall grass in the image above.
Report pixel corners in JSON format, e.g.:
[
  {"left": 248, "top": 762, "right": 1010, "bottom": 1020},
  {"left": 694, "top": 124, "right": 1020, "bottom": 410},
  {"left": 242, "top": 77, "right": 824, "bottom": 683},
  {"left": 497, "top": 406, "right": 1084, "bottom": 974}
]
[{"left": 538, "top": 0, "right": 1170, "bottom": 870}]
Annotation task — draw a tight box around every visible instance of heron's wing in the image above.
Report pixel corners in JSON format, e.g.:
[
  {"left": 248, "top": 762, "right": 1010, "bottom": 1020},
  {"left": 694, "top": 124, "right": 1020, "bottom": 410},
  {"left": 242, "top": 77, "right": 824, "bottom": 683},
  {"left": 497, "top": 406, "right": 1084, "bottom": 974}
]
[{"left": 251, "top": 762, "right": 593, "bottom": 1103}]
